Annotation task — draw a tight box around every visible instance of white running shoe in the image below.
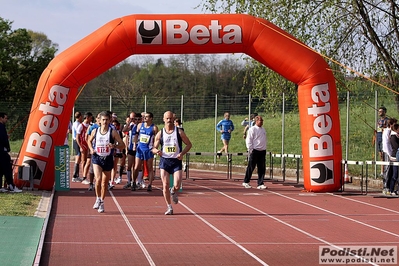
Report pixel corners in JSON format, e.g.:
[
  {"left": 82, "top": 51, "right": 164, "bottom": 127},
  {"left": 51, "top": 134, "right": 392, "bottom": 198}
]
[
  {"left": 115, "top": 177, "right": 121, "bottom": 184},
  {"left": 170, "top": 187, "right": 178, "bottom": 204},
  {"left": 98, "top": 201, "right": 104, "bottom": 213},
  {"left": 82, "top": 179, "right": 90, "bottom": 185},
  {"left": 93, "top": 198, "right": 101, "bottom": 209},
  {"left": 164, "top": 207, "right": 173, "bottom": 215},
  {"left": 257, "top": 184, "right": 267, "bottom": 190},
  {"left": 242, "top": 182, "right": 252, "bottom": 189}
]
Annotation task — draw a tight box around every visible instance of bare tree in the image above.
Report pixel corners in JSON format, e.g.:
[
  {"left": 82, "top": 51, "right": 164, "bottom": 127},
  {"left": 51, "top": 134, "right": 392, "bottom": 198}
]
[{"left": 200, "top": 0, "right": 399, "bottom": 110}]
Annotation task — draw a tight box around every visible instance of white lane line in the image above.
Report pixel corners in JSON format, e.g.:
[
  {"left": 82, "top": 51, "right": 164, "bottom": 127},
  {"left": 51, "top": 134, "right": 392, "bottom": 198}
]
[
  {"left": 329, "top": 193, "right": 399, "bottom": 214},
  {"left": 178, "top": 201, "right": 269, "bottom": 266},
  {"left": 190, "top": 183, "right": 378, "bottom": 266},
  {"left": 266, "top": 190, "right": 399, "bottom": 238},
  {"left": 109, "top": 191, "right": 156, "bottom": 266}
]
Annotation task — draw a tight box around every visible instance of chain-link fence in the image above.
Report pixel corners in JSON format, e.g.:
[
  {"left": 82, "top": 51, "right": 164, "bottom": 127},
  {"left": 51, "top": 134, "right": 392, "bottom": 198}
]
[{"left": 2, "top": 90, "right": 397, "bottom": 178}]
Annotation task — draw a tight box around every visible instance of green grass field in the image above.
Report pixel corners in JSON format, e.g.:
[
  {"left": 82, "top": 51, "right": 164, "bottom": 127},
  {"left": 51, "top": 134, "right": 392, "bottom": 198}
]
[{"left": 0, "top": 193, "right": 41, "bottom": 216}]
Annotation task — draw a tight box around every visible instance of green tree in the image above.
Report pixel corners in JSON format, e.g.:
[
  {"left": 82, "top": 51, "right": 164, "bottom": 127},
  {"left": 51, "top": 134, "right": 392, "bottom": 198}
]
[
  {"left": 0, "top": 17, "right": 58, "bottom": 140},
  {"left": 200, "top": 0, "right": 399, "bottom": 112},
  {"left": 0, "top": 18, "right": 58, "bottom": 102}
]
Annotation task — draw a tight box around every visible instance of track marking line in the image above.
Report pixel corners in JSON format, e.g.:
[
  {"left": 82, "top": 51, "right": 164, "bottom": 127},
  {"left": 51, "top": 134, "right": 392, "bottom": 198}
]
[
  {"left": 329, "top": 193, "right": 399, "bottom": 214},
  {"left": 178, "top": 201, "right": 269, "bottom": 266},
  {"left": 109, "top": 191, "right": 156, "bottom": 266},
  {"left": 189, "top": 182, "right": 379, "bottom": 266},
  {"left": 266, "top": 190, "right": 399, "bottom": 238}
]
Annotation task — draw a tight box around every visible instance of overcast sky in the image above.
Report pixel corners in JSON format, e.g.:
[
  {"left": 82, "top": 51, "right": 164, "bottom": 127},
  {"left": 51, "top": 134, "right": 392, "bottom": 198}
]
[{"left": 1, "top": 0, "right": 207, "bottom": 53}]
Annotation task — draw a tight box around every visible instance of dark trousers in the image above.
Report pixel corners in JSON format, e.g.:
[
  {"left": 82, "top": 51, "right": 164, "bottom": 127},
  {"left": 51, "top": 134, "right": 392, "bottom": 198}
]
[
  {"left": 244, "top": 149, "right": 266, "bottom": 186},
  {"left": 0, "top": 152, "right": 14, "bottom": 187}
]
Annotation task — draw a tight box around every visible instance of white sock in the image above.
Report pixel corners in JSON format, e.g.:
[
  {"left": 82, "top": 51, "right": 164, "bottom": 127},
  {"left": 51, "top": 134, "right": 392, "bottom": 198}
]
[
  {"left": 137, "top": 171, "right": 143, "bottom": 183},
  {"left": 127, "top": 170, "right": 131, "bottom": 183}
]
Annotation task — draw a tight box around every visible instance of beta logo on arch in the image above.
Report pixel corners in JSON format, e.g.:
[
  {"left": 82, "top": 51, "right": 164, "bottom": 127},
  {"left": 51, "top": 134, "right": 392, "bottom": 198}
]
[{"left": 137, "top": 19, "right": 243, "bottom": 45}]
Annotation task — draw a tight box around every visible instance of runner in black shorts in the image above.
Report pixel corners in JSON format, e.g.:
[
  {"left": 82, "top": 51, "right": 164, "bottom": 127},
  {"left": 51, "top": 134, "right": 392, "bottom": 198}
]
[{"left": 152, "top": 111, "right": 192, "bottom": 215}]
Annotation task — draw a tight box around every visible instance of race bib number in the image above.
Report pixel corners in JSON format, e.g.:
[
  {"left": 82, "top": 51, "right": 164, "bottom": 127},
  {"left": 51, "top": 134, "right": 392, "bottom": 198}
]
[
  {"left": 140, "top": 134, "right": 150, "bottom": 144},
  {"left": 164, "top": 145, "right": 176, "bottom": 154},
  {"left": 96, "top": 146, "right": 110, "bottom": 155}
]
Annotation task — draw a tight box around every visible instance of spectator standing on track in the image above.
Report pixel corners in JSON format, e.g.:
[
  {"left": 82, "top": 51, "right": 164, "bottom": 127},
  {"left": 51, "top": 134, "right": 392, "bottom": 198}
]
[
  {"left": 375, "top": 106, "right": 389, "bottom": 176},
  {"left": 242, "top": 115, "right": 267, "bottom": 190},
  {"left": 0, "top": 112, "right": 22, "bottom": 192},
  {"left": 216, "top": 112, "right": 234, "bottom": 158},
  {"left": 152, "top": 111, "right": 192, "bottom": 215},
  {"left": 382, "top": 117, "right": 397, "bottom": 195},
  {"left": 88, "top": 111, "right": 125, "bottom": 213},
  {"left": 389, "top": 123, "right": 399, "bottom": 196}
]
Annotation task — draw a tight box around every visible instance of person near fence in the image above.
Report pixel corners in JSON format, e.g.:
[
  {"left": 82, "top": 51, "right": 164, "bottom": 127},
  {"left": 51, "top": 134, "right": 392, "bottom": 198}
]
[
  {"left": 174, "top": 118, "right": 184, "bottom": 131},
  {"left": 76, "top": 112, "right": 93, "bottom": 184},
  {"left": 72, "top": 111, "right": 83, "bottom": 182},
  {"left": 242, "top": 115, "right": 267, "bottom": 190},
  {"left": 375, "top": 106, "right": 389, "bottom": 176},
  {"left": 152, "top": 111, "right": 192, "bottom": 215},
  {"left": 389, "top": 123, "right": 399, "bottom": 196},
  {"left": 131, "top": 112, "right": 158, "bottom": 191},
  {"left": 216, "top": 112, "right": 234, "bottom": 158},
  {"left": 88, "top": 111, "right": 125, "bottom": 213},
  {"left": 242, "top": 113, "right": 258, "bottom": 139},
  {"left": 64, "top": 120, "right": 72, "bottom": 146},
  {"left": 0, "top": 112, "right": 22, "bottom": 192},
  {"left": 382, "top": 117, "right": 397, "bottom": 195}
]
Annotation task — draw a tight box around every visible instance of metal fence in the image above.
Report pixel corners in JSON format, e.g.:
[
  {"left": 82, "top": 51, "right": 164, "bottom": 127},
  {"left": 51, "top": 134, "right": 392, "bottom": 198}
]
[{"left": 2, "top": 89, "right": 396, "bottom": 179}]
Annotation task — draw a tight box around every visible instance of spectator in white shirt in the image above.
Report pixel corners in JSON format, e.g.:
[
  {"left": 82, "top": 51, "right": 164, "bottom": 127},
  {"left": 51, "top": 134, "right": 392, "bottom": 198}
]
[
  {"left": 382, "top": 117, "right": 397, "bottom": 194},
  {"left": 242, "top": 116, "right": 267, "bottom": 190}
]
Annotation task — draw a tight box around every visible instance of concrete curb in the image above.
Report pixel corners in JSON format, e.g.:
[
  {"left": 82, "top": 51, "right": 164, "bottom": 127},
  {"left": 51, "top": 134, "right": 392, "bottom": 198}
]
[{"left": 33, "top": 187, "right": 55, "bottom": 266}]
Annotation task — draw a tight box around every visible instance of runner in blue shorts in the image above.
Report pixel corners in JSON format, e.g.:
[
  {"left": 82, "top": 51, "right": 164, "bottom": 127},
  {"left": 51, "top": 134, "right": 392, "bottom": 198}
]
[{"left": 132, "top": 112, "right": 158, "bottom": 191}]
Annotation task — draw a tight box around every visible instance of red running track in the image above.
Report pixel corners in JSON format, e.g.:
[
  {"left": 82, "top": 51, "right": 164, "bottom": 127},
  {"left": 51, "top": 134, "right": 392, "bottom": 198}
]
[{"left": 41, "top": 169, "right": 399, "bottom": 265}]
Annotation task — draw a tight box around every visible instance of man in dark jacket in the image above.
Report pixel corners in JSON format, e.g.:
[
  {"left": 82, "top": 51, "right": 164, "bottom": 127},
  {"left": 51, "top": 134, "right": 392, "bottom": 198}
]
[{"left": 0, "top": 112, "right": 22, "bottom": 192}]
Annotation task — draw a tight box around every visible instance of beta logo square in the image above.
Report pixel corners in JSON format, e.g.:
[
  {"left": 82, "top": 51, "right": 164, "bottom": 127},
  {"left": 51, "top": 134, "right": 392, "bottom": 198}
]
[
  {"left": 310, "top": 160, "right": 334, "bottom": 185},
  {"left": 137, "top": 20, "right": 162, "bottom": 45}
]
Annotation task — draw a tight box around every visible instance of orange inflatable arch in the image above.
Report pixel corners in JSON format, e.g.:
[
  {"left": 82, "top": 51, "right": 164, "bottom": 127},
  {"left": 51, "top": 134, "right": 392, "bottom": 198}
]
[{"left": 16, "top": 14, "right": 342, "bottom": 192}]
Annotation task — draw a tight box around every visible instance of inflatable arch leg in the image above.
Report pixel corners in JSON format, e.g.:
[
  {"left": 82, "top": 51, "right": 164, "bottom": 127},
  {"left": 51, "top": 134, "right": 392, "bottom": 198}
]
[{"left": 16, "top": 14, "right": 341, "bottom": 192}]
